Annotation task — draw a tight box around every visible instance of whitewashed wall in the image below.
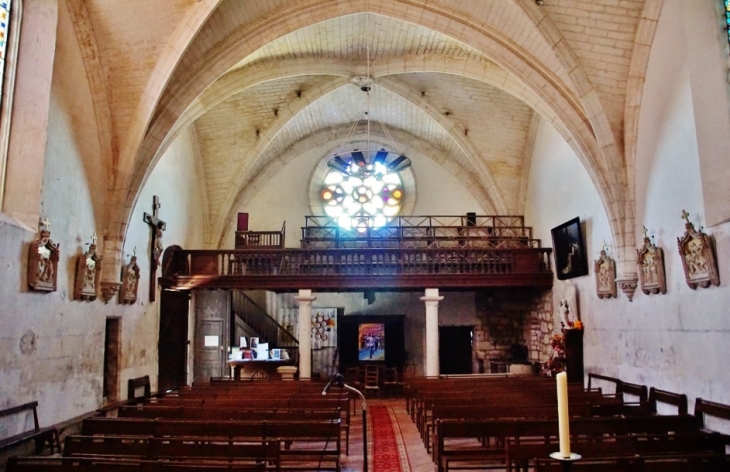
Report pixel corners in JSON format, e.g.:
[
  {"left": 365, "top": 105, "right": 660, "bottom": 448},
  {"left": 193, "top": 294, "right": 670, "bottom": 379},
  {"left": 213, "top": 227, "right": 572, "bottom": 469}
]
[
  {"left": 525, "top": 0, "right": 730, "bottom": 423},
  {"left": 0, "top": 6, "right": 206, "bottom": 426},
  {"left": 0, "top": 6, "right": 109, "bottom": 426},
  {"left": 621, "top": 0, "right": 730, "bottom": 412}
]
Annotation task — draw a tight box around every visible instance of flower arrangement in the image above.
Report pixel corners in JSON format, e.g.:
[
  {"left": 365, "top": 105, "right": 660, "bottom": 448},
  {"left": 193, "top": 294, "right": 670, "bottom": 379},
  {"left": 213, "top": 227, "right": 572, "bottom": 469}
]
[{"left": 541, "top": 332, "right": 565, "bottom": 377}]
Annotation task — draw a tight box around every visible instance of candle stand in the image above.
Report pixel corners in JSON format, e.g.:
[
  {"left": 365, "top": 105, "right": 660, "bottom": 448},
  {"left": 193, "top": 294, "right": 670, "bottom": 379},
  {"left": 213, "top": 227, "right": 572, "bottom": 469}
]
[{"left": 549, "top": 452, "right": 582, "bottom": 471}]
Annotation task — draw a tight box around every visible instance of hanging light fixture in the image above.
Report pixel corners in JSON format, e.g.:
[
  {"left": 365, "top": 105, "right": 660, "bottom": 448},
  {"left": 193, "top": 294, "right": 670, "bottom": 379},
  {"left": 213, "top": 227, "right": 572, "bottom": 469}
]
[{"left": 320, "top": 12, "right": 411, "bottom": 231}]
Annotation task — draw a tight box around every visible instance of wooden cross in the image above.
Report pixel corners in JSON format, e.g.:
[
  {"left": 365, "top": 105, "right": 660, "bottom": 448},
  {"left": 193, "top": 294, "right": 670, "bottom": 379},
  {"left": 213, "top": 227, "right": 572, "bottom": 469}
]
[{"left": 144, "top": 195, "right": 167, "bottom": 302}]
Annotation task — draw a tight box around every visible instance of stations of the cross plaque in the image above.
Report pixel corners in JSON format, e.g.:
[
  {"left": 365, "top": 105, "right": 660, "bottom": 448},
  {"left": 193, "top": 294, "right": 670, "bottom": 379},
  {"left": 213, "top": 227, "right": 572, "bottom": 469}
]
[{"left": 144, "top": 195, "right": 166, "bottom": 302}]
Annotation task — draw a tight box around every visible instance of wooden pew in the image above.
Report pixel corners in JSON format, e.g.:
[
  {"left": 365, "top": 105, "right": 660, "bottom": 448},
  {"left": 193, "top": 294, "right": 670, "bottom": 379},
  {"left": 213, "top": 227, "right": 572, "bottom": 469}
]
[
  {"left": 433, "top": 415, "right": 703, "bottom": 472},
  {"left": 123, "top": 398, "right": 351, "bottom": 454},
  {"left": 0, "top": 401, "right": 61, "bottom": 455},
  {"left": 424, "top": 400, "right": 655, "bottom": 455},
  {"left": 507, "top": 433, "right": 727, "bottom": 472},
  {"left": 63, "top": 435, "right": 281, "bottom": 469},
  {"left": 586, "top": 373, "right": 648, "bottom": 402},
  {"left": 418, "top": 389, "right": 611, "bottom": 448},
  {"left": 649, "top": 387, "right": 688, "bottom": 415},
  {"left": 69, "top": 418, "right": 343, "bottom": 471},
  {"left": 7, "top": 456, "right": 267, "bottom": 471},
  {"left": 534, "top": 453, "right": 730, "bottom": 471},
  {"left": 694, "top": 398, "right": 730, "bottom": 429}
]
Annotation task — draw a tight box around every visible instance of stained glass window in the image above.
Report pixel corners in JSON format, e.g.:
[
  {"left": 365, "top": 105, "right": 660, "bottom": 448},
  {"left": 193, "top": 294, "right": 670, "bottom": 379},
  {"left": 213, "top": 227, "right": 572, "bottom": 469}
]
[
  {"left": 0, "top": 0, "right": 10, "bottom": 113},
  {"left": 725, "top": 0, "right": 730, "bottom": 50},
  {"left": 320, "top": 149, "right": 407, "bottom": 230}
]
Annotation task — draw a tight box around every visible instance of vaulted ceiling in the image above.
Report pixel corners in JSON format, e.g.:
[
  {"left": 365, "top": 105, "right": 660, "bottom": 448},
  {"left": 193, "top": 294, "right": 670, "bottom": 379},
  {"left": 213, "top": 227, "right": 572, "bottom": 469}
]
[{"left": 69, "top": 0, "right": 657, "bottom": 250}]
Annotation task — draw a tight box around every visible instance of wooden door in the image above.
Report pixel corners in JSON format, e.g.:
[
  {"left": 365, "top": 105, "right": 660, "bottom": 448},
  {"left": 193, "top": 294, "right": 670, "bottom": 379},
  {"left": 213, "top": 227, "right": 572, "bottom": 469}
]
[
  {"left": 158, "top": 290, "right": 189, "bottom": 391},
  {"left": 193, "top": 291, "right": 230, "bottom": 383},
  {"left": 103, "top": 317, "right": 121, "bottom": 400},
  {"left": 438, "top": 326, "right": 473, "bottom": 375}
]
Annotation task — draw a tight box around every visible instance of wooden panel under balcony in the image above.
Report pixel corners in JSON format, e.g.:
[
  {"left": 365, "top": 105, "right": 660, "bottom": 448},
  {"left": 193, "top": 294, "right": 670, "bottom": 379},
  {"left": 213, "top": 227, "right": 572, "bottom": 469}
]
[{"left": 159, "top": 247, "right": 554, "bottom": 291}]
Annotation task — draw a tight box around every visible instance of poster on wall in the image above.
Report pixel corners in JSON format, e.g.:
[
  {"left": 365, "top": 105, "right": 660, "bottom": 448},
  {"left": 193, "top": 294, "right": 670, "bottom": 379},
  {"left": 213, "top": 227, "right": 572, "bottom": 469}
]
[
  {"left": 358, "top": 323, "right": 385, "bottom": 361},
  {"left": 311, "top": 308, "right": 337, "bottom": 350}
]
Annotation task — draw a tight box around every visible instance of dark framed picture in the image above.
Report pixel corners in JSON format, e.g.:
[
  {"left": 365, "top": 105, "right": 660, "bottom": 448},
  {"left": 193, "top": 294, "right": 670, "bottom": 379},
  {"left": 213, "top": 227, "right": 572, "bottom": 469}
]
[{"left": 551, "top": 217, "right": 588, "bottom": 280}]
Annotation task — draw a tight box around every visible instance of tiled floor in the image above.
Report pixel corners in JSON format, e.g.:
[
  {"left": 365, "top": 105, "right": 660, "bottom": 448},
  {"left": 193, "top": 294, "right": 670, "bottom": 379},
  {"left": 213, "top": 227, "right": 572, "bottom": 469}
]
[{"left": 342, "top": 398, "right": 433, "bottom": 472}]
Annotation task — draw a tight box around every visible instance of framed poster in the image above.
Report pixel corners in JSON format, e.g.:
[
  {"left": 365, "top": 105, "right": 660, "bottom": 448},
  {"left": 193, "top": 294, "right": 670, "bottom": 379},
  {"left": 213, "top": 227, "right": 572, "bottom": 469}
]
[
  {"left": 358, "top": 323, "right": 385, "bottom": 361},
  {"left": 551, "top": 217, "right": 588, "bottom": 280}
]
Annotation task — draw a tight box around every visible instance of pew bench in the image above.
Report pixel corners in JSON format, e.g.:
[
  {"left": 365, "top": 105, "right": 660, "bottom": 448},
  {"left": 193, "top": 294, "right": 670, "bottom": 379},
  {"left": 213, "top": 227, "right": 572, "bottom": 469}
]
[
  {"left": 534, "top": 452, "right": 730, "bottom": 472},
  {"left": 433, "top": 415, "right": 703, "bottom": 472},
  {"left": 0, "top": 401, "right": 61, "bottom": 455},
  {"left": 506, "top": 432, "right": 728, "bottom": 472},
  {"left": 63, "top": 435, "right": 281, "bottom": 469},
  {"left": 7, "top": 456, "right": 269, "bottom": 471},
  {"left": 68, "top": 418, "right": 342, "bottom": 472}
]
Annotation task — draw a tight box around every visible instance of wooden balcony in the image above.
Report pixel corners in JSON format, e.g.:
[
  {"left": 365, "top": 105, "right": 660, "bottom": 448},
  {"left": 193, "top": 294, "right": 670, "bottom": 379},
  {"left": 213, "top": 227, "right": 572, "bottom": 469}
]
[{"left": 159, "top": 247, "right": 554, "bottom": 292}]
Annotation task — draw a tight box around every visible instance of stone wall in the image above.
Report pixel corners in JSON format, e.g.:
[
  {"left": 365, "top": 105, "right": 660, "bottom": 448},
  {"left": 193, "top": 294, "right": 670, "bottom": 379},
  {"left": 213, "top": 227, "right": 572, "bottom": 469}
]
[{"left": 473, "top": 289, "right": 553, "bottom": 372}]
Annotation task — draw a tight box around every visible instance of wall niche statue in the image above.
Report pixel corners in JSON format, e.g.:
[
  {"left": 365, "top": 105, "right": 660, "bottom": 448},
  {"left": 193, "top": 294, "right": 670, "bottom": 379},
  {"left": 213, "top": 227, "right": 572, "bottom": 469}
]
[
  {"left": 637, "top": 226, "right": 666, "bottom": 295},
  {"left": 594, "top": 243, "right": 617, "bottom": 299},
  {"left": 677, "top": 210, "right": 719, "bottom": 289},
  {"left": 28, "top": 218, "right": 60, "bottom": 292},
  {"left": 74, "top": 233, "right": 103, "bottom": 301},
  {"left": 119, "top": 248, "right": 140, "bottom": 305}
]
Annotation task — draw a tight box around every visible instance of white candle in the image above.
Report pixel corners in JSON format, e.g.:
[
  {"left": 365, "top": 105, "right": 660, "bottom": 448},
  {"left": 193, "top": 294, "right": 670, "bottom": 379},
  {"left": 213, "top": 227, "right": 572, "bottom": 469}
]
[{"left": 556, "top": 371, "right": 571, "bottom": 458}]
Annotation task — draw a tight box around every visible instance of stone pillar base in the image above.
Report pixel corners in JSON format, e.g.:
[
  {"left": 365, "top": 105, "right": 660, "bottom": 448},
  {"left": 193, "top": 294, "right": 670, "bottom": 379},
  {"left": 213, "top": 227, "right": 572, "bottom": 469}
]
[{"left": 277, "top": 366, "right": 298, "bottom": 381}]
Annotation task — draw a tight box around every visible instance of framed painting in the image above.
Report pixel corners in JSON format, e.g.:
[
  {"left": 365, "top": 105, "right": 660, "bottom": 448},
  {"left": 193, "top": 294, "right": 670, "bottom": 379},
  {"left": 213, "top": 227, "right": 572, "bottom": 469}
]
[{"left": 551, "top": 217, "right": 588, "bottom": 280}]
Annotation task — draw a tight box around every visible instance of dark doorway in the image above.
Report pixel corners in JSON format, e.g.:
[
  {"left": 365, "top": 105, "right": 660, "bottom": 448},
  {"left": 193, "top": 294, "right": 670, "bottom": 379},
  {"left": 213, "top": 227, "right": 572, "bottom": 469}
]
[
  {"left": 103, "top": 317, "right": 121, "bottom": 401},
  {"left": 439, "top": 326, "right": 473, "bottom": 375},
  {"left": 159, "top": 290, "right": 190, "bottom": 391}
]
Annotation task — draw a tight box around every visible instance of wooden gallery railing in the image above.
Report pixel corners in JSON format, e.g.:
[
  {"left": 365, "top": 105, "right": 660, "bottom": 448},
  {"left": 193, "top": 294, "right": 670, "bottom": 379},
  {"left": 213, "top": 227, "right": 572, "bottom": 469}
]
[{"left": 159, "top": 247, "right": 553, "bottom": 291}]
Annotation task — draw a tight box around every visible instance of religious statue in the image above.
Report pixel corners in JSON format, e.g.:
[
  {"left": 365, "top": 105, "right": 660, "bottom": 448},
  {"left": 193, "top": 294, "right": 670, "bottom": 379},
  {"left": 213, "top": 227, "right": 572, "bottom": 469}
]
[
  {"left": 74, "top": 233, "right": 103, "bottom": 301},
  {"left": 28, "top": 218, "right": 60, "bottom": 292},
  {"left": 119, "top": 248, "right": 140, "bottom": 305},
  {"left": 637, "top": 226, "right": 667, "bottom": 295},
  {"left": 562, "top": 279, "right": 579, "bottom": 323},
  {"left": 677, "top": 210, "right": 719, "bottom": 289},
  {"left": 558, "top": 299, "right": 572, "bottom": 327},
  {"left": 594, "top": 242, "right": 617, "bottom": 299},
  {"left": 144, "top": 195, "right": 166, "bottom": 302}
]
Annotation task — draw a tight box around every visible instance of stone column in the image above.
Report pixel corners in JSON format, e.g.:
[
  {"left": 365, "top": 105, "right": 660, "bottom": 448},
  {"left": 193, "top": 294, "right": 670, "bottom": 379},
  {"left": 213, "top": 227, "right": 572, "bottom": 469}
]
[
  {"left": 421, "top": 288, "right": 444, "bottom": 377},
  {"left": 295, "top": 289, "right": 316, "bottom": 380}
]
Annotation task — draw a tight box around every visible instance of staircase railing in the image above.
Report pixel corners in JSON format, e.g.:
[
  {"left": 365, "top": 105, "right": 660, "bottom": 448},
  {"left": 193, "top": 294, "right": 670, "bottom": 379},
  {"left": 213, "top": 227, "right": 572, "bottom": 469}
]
[{"left": 231, "top": 290, "right": 298, "bottom": 349}]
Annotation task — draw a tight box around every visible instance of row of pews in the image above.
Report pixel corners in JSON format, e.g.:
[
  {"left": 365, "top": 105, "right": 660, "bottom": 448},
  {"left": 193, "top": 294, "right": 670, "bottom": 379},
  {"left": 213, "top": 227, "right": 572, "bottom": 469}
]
[
  {"left": 7, "top": 380, "right": 350, "bottom": 472},
  {"left": 404, "top": 373, "right": 730, "bottom": 472}
]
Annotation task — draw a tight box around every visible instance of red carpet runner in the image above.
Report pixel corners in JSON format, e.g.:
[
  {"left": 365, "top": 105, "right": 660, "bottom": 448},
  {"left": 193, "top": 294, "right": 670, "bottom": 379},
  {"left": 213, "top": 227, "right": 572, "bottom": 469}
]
[{"left": 370, "top": 405, "right": 410, "bottom": 472}]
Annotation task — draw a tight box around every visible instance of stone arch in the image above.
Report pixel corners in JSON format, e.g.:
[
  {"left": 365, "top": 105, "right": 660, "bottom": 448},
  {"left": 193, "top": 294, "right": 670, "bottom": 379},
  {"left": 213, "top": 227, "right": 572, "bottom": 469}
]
[{"left": 111, "top": 0, "right": 624, "bottom": 276}]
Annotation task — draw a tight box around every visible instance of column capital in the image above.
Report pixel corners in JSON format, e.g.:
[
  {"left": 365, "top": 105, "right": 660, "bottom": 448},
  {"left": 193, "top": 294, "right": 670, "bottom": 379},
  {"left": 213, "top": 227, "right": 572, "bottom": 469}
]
[
  {"left": 294, "top": 289, "right": 317, "bottom": 303},
  {"left": 420, "top": 287, "right": 444, "bottom": 303}
]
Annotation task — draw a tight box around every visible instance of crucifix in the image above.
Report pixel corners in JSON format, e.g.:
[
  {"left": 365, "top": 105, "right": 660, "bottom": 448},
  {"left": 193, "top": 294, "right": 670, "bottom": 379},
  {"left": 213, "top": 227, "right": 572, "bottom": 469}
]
[{"left": 144, "top": 195, "right": 166, "bottom": 302}]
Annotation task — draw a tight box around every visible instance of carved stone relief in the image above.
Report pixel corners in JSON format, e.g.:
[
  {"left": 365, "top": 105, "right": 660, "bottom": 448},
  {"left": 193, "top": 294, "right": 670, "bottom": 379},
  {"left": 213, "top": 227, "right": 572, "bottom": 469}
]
[
  {"left": 27, "top": 218, "right": 60, "bottom": 292},
  {"left": 594, "top": 244, "right": 617, "bottom": 299},
  {"left": 637, "top": 226, "right": 666, "bottom": 295},
  {"left": 677, "top": 210, "right": 719, "bottom": 290}
]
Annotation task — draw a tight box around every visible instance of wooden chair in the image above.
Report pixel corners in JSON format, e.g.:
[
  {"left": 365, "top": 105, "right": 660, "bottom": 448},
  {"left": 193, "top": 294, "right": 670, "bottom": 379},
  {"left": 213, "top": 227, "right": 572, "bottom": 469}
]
[
  {"left": 382, "top": 366, "right": 398, "bottom": 398},
  {"left": 364, "top": 365, "right": 380, "bottom": 398}
]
